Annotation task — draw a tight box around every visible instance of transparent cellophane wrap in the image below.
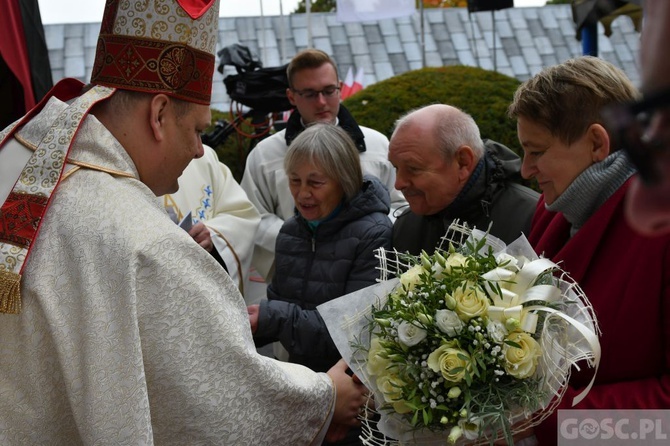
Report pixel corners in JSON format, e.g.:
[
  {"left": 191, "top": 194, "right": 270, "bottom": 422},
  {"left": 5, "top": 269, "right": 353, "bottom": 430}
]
[{"left": 318, "top": 224, "right": 601, "bottom": 445}]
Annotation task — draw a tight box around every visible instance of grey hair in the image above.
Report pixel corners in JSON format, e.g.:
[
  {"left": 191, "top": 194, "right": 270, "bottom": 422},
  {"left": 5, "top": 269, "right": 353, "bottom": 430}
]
[
  {"left": 394, "top": 104, "right": 485, "bottom": 160},
  {"left": 284, "top": 123, "right": 363, "bottom": 202}
]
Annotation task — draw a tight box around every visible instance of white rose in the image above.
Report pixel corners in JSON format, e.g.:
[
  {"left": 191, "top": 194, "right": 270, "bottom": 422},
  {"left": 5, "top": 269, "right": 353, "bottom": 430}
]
[
  {"left": 435, "top": 309, "right": 465, "bottom": 337},
  {"left": 482, "top": 267, "right": 516, "bottom": 283},
  {"left": 397, "top": 321, "right": 427, "bottom": 347},
  {"left": 495, "top": 252, "right": 520, "bottom": 272}
]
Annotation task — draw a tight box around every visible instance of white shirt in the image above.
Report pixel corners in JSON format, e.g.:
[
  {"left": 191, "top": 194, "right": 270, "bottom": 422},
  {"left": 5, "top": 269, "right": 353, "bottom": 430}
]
[{"left": 163, "top": 145, "right": 260, "bottom": 298}]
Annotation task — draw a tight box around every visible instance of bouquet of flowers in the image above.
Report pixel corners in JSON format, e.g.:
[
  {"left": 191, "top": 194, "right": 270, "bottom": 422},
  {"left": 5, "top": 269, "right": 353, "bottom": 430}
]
[{"left": 318, "top": 224, "right": 600, "bottom": 445}]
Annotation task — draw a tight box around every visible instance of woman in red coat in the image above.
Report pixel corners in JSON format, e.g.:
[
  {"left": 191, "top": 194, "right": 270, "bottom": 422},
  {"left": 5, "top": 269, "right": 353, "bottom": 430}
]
[{"left": 507, "top": 56, "right": 670, "bottom": 445}]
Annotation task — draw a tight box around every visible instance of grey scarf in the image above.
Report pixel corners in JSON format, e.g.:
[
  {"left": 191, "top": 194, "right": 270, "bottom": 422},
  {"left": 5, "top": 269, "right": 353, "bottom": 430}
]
[{"left": 546, "top": 151, "right": 635, "bottom": 236}]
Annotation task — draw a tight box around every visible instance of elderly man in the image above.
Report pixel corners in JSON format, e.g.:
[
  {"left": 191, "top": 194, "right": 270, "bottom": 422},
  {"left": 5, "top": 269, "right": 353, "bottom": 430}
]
[
  {"left": 241, "top": 48, "right": 406, "bottom": 281},
  {"left": 390, "top": 104, "right": 538, "bottom": 254},
  {"left": 0, "top": 1, "right": 365, "bottom": 444}
]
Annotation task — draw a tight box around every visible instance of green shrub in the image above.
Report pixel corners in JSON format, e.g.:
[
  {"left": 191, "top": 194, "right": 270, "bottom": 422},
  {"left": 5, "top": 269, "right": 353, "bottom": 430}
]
[
  {"left": 206, "top": 108, "right": 275, "bottom": 181},
  {"left": 342, "top": 66, "right": 522, "bottom": 155}
]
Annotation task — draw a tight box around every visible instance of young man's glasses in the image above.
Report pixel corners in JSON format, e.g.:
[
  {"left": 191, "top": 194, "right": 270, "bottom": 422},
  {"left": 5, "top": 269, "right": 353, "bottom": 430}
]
[
  {"left": 602, "top": 88, "right": 670, "bottom": 185},
  {"left": 291, "top": 85, "right": 340, "bottom": 100}
]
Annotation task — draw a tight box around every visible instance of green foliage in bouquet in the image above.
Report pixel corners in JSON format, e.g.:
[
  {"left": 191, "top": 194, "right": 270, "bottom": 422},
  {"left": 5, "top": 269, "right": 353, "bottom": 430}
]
[
  {"left": 363, "top": 237, "right": 555, "bottom": 444},
  {"left": 318, "top": 224, "right": 600, "bottom": 445}
]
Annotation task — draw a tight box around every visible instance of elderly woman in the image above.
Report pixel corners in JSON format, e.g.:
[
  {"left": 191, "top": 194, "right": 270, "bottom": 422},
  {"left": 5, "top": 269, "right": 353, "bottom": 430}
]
[
  {"left": 248, "top": 123, "right": 393, "bottom": 374},
  {"left": 507, "top": 56, "right": 670, "bottom": 445}
]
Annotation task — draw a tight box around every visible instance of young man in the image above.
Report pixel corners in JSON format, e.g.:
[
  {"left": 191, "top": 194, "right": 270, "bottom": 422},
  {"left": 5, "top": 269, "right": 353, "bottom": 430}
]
[
  {"left": 0, "top": 1, "right": 365, "bottom": 444},
  {"left": 240, "top": 49, "right": 406, "bottom": 280}
]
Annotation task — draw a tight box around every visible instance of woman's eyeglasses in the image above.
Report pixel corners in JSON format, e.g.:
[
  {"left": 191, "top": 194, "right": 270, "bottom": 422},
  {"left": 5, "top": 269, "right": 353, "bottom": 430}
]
[{"left": 602, "top": 88, "right": 670, "bottom": 185}]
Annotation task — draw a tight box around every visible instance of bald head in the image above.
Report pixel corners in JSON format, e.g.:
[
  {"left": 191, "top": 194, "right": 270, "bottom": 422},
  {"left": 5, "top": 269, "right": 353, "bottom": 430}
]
[
  {"left": 393, "top": 104, "right": 484, "bottom": 161},
  {"left": 389, "top": 104, "right": 484, "bottom": 215}
]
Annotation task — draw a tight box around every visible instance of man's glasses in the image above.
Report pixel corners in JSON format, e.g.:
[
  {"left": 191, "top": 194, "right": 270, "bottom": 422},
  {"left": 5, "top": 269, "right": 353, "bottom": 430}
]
[
  {"left": 602, "top": 88, "right": 670, "bottom": 185},
  {"left": 291, "top": 85, "right": 340, "bottom": 100}
]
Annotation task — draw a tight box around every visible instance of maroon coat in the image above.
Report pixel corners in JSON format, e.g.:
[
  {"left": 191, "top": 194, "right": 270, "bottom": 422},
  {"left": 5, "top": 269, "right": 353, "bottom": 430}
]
[{"left": 529, "top": 178, "right": 670, "bottom": 445}]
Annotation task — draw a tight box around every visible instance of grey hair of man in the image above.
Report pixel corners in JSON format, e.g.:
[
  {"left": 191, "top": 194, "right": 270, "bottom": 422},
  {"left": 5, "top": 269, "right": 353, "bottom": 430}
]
[
  {"left": 394, "top": 104, "right": 485, "bottom": 161},
  {"left": 284, "top": 123, "right": 363, "bottom": 202}
]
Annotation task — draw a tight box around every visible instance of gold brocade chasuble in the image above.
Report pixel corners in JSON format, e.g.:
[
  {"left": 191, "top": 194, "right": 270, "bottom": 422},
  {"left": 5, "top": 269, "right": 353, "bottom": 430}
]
[{"left": 0, "top": 80, "right": 116, "bottom": 313}]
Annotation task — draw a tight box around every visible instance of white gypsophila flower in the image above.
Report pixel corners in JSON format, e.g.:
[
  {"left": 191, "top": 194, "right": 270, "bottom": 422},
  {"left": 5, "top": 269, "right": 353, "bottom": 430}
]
[
  {"left": 397, "top": 321, "right": 428, "bottom": 347},
  {"left": 486, "top": 319, "right": 508, "bottom": 344},
  {"left": 435, "top": 309, "right": 465, "bottom": 337}
]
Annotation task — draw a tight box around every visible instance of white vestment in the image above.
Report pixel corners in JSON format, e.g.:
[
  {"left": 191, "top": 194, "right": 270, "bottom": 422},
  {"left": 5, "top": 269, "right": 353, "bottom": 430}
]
[
  {"left": 240, "top": 126, "right": 406, "bottom": 280},
  {"left": 163, "top": 146, "right": 260, "bottom": 299},
  {"left": 0, "top": 97, "right": 334, "bottom": 445}
]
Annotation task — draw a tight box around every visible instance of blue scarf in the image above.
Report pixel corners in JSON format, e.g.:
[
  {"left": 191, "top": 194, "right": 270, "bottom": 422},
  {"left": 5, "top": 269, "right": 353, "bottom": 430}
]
[{"left": 306, "top": 201, "right": 344, "bottom": 232}]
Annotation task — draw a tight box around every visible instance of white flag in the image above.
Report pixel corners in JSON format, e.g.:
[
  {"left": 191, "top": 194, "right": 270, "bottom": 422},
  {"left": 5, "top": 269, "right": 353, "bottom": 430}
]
[
  {"left": 336, "top": 0, "right": 416, "bottom": 23},
  {"left": 350, "top": 67, "right": 365, "bottom": 96},
  {"left": 340, "top": 66, "right": 354, "bottom": 99}
]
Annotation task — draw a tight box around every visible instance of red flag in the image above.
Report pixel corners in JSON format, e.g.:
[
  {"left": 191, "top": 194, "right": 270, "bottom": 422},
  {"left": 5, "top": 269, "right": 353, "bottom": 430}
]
[
  {"left": 349, "top": 67, "right": 365, "bottom": 96},
  {"left": 0, "top": 0, "right": 36, "bottom": 112},
  {"left": 340, "top": 66, "right": 354, "bottom": 99}
]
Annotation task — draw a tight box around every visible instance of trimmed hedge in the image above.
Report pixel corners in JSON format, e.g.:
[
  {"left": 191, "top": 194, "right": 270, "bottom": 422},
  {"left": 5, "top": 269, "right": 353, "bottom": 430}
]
[{"left": 342, "top": 65, "right": 522, "bottom": 153}]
